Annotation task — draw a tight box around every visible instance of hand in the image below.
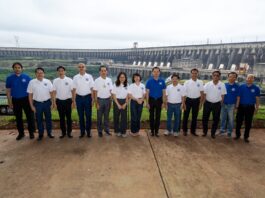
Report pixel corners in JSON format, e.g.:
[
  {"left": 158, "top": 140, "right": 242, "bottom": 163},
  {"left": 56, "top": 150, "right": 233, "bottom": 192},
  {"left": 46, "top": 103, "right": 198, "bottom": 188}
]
[
  {"left": 72, "top": 101, "right": 76, "bottom": 109},
  {"left": 8, "top": 103, "right": 13, "bottom": 109},
  {"left": 122, "top": 104, "right": 127, "bottom": 109},
  {"left": 52, "top": 103, "right": 57, "bottom": 109},
  {"left": 164, "top": 104, "right": 168, "bottom": 110},
  {"left": 199, "top": 103, "right": 203, "bottom": 110},
  {"left": 182, "top": 104, "right": 186, "bottom": 111},
  {"left": 254, "top": 107, "right": 259, "bottom": 114},
  {"left": 96, "top": 103, "right": 100, "bottom": 110},
  {"left": 146, "top": 103, "right": 150, "bottom": 109},
  {"left": 31, "top": 106, "right": 36, "bottom": 113}
]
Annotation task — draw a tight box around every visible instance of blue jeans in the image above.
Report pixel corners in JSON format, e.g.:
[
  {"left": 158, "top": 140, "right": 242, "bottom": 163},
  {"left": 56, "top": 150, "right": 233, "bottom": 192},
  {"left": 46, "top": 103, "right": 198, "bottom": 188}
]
[
  {"left": 220, "top": 104, "right": 235, "bottom": 134},
  {"left": 76, "top": 94, "right": 92, "bottom": 135},
  {"left": 34, "top": 100, "right": 52, "bottom": 136},
  {"left": 130, "top": 100, "right": 143, "bottom": 133},
  {"left": 167, "top": 103, "right": 181, "bottom": 133}
]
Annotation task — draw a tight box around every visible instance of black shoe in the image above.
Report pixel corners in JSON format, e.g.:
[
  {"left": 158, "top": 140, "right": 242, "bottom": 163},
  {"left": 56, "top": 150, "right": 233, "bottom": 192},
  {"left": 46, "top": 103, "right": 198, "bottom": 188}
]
[
  {"left": 87, "top": 133, "right": 92, "bottom": 138},
  {"left": 234, "top": 136, "right": 240, "bottom": 140},
  {"left": 211, "top": 134, "right": 216, "bottom": 139},
  {"left": 59, "top": 134, "right": 66, "bottom": 139},
  {"left": 67, "top": 134, "right": 73, "bottom": 138},
  {"left": 183, "top": 131, "right": 187, "bottom": 136},
  {"left": 98, "top": 133, "right": 103, "bottom": 137},
  {"left": 16, "top": 134, "right": 25, "bottom": 141},
  {"left": 105, "top": 131, "right": 112, "bottom": 136},
  {"left": 79, "top": 134, "right": 85, "bottom": 138},
  {"left": 151, "top": 132, "right": 155, "bottom": 136},
  {"left": 191, "top": 133, "right": 198, "bottom": 137},
  {"left": 29, "top": 133, "right": 35, "bottom": 139},
  {"left": 202, "top": 133, "right": 207, "bottom": 137},
  {"left": 155, "top": 133, "right": 159, "bottom": 137},
  {"left": 37, "top": 135, "right": 43, "bottom": 141},
  {"left": 48, "top": 134, "right": 55, "bottom": 138},
  {"left": 244, "top": 138, "right": 249, "bottom": 143}
]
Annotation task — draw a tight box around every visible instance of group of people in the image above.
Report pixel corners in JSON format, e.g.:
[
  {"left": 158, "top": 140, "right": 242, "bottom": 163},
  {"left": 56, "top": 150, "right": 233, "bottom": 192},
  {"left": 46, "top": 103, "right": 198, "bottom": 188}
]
[{"left": 6, "top": 62, "right": 260, "bottom": 143}]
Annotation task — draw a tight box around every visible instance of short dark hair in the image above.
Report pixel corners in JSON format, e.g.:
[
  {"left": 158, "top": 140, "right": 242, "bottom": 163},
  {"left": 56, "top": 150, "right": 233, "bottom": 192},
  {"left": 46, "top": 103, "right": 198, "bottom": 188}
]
[
  {"left": 115, "top": 72, "right": 128, "bottom": 87},
  {"left": 12, "top": 62, "right": 23, "bottom": 69},
  {"left": 57, "top": 66, "right": 65, "bottom": 71},
  {"left": 132, "top": 73, "right": 142, "bottom": 83},
  {"left": 35, "top": 67, "right": 45, "bottom": 73},
  {"left": 190, "top": 68, "right": 199, "bottom": 73},
  {"left": 99, "top": 65, "right": 108, "bottom": 71},
  {"left": 212, "top": 70, "right": 221, "bottom": 76},
  {"left": 171, "top": 73, "right": 180, "bottom": 79},
  {"left": 152, "top": 66, "right": 160, "bottom": 72},
  {"left": 228, "top": 71, "right": 238, "bottom": 78}
]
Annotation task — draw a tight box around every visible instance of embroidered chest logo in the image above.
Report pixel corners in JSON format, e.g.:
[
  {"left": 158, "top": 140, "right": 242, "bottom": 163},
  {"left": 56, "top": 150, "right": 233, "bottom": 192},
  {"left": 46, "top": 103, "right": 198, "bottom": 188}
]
[
  {"left": 21, "top": 78, "right": 26, "bottom": 83},
  {"left": 85, "top": 78, "right": 89, "bottom": 81},
  {"left": 231, "top": 88, "right": 235, "bottom": 92},
  {"left": 65, "top": 82, "right": 69, "bottom": 86},
  {"left": 177, "top": 89, "right": 180, "bottom": 92},
  {"left": 197, "top": 84, "right": 200, "bottom": 87},
  {"left": 218, "top": 87, "right": 221, "bottom": 90},
  {"left": 159, "top": 82, "right": 162, "bottom": 85},
  {"left": 44, "top": 83, "right": 47, "bottom": 86},
  {"left": 251, "top": 89, "right": 255, "bottom": 93}
]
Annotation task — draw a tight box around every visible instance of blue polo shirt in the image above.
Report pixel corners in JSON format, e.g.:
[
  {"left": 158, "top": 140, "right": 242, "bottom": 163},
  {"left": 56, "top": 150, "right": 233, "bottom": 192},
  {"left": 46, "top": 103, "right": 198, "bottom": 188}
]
[
  {"left": 6, "top": 73, "right": 32, "bottom": 99},
  {"left": 239, "top": 83, "right": 260, "bottom": 105},
  {"left": 146, "top": 77, "right": 166, "bottom": 99},
  {"left": 223, "top": 82, "right": 239, "bottom": 104}
]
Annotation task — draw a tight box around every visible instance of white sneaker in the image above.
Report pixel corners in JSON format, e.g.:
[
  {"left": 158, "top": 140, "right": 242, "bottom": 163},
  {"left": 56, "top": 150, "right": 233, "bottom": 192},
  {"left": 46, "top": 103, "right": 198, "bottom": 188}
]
[
  {"left": 122, "top": 134, "right": 127, "bottom": 138},
  {"left": 116, "top": 133, "right": 122, "bottom": 137},
  {"left": 164, "top": 130, "right": 171, "bottom": 136},
  {"left": 173, "top": 132, "right": 179, "bottom": 137}
]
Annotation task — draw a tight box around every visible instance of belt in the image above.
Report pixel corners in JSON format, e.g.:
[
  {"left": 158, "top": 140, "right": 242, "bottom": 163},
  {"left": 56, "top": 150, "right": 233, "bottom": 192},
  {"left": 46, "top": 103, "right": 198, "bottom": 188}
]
[
  {"left": 187, "top": 97, "right": 200, "bottom": 100},
  {"left": 76, "top": 94, "right": 91, "bottom": 97},
  {"left": 33, "top": 99, "right": 50, "bottom": 103}
]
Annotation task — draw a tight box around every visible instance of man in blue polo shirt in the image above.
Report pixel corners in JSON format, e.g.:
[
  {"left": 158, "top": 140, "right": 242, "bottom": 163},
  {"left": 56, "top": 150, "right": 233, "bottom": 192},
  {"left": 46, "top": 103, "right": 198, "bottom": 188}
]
[
  {"left": 219, "top": 72, "right": 239, "bottom": 137},
  {"left": 235, "top": 74, "right": 260, "bottom": 143},
  {"left": 6, "top": 62, "right": 35, "bottom": 140},
  {"left": 146, "top": 66, "right": 166, "bottom": 137}
]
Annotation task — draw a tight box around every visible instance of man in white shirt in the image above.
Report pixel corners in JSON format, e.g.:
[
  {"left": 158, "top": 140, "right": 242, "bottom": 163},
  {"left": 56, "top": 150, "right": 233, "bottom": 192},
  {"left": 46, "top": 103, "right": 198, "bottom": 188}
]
[
  {"left": 202, "top": 70, "right": 227, "bottom": 138},
  {"left": 94, "top": 65, "right": 113, "bottom": 137},
  {"left": 182, "top": 68, "right": 204, "bottom": 136},
  {"left": 53, "top": 66, "right": 74, "bottom": 138},
  {"left": 72, "top": 63, "right": 94, "bottom": 138},
  {"left": 165, "top": 73, "right": 185, "bottom": 136},
  {"left": 27, "top": 67, "right": 54, "bottom": 141}
]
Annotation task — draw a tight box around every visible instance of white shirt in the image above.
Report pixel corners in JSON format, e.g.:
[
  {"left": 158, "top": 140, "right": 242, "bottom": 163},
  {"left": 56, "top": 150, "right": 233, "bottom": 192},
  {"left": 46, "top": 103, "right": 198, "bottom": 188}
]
[
  {"left": 72, "top": 73, "right": 94, "bottom": 96},
  {"left": 204, "top": 81, "right": 227, "bottom": 103},
  {"left": 27, "top": 78, "right": 53, "bottom": 102},
  {"left": 184, "top": 79, "right": 204, "bottom": 98},
  {"left": 166, "top": 84, "right": 185, "bottom": 103},
  {"left": 93, "top": 76, "right": 113, "bottom": 99},
  {"left": 53, "top": 76, "right": 73, "bottom": 100},
  {"left": 128, "top": 83, "right": 146, "bottom": 99},
  {"left": 111, "top": 84, "right": 128, "bottom": 99}
]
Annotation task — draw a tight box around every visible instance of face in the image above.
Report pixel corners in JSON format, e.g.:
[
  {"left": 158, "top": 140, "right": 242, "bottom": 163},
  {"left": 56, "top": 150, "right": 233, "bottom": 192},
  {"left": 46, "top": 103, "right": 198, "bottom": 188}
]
[
  {"left": 36, "top": 69, "right": 44, "bottom": 80},
  {"left": 78, "top": 64, "right": 86, "bottom": 73},
  {"left": 152, "top": 68, "right": 160, "bottom": 78},
  {"left": 246, "top": 75, "right": 254, "bottom": 84},
  {"left": 212, "top": 72, "right": 220, "bottom": 81},
  {"left": 119, "top": 74, "right": 126, "bottom": 83},
  {"left": 100, "top": 67, "right": 107, "bottom": 77},
  {"left": 13, "top": 64, "right": 23, "bottom": 75},
  {"left": 191, "top": 70, "right": 198, "bottom": 79},
  {"left": 57, "top": 68, "right": 65, "bottom": 77},
  {"left": 171, "top": 76, "right": 179, "bottom": 84},
  {"left": 134, "top": 75, "right": 140, "bottom": 83},
  {"left": 228, "top": 73, "right": 237, "bottom": 83}
]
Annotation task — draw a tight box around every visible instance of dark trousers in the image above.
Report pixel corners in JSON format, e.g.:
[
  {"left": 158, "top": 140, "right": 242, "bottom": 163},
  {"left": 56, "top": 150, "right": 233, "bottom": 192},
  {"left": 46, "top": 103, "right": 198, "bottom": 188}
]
[
  {"left": 12, "top": 96, "right": 35, "bottom": 136},
  {"left": 113, "top": 99, "right": 127, "bottom": 134},
  {"left": 34, "top": 100, "right": 52, "bottom": 136},
  {"left": 76, "top": 94, "right": 92, "bottom": 135},
  {"left": 202, "top": 100, "right": 221, "bottom": 135},
  {"left": 130, "top": 100, "right": 143, "bottom": 133},
  {"left": 97, "top": 98, "right": 111, "bottom": 134},
  {"left": 56, "top": 98, "right": 72, "bottom": 135},
  {"left": 182, "top": 97, "right": 200, "bottom": 134},
  {"left": 149, "top": 97, "right": 163, "bottom": 134},
  {"left": 236, "top": 104, "right": 255, "bottom": 139}
]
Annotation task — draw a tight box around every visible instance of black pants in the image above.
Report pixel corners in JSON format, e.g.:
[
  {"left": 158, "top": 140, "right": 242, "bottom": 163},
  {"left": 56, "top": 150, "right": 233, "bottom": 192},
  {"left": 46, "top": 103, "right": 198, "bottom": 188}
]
[
  {"left": 12, "top": 96, "right": 35, "bottom": 136},
  {"left": 149, "top": 97, "right": 163, "bottom": 134},
  {"left": 202, "top": 101, "right": 221, "bottom": 135},
  {"left": 56, "top": 98, "right": 72, "bottom": 135},
  {"left": 182, "top": 97, "right": 200, "bottom": 134},
  {"left": 236, "top": 104, "right": 255, "bottom": 139},
  {"left": 113, "top": 99, "right": 127, "bottom": 134}
]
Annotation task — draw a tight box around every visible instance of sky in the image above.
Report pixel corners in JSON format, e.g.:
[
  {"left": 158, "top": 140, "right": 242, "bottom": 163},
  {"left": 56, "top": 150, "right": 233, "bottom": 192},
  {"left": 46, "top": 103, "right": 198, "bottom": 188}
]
[{"left": 0, "top": 0, "right": 264, "bottom": 49}]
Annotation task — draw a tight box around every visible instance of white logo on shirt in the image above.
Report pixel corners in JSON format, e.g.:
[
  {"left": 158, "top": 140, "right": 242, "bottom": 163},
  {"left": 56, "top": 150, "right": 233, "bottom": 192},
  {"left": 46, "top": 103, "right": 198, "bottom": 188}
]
[
  {"left": 251, "top": 89, "right": 255, "bottom": 93},
  {"left": 159, "top": 82, "right": 162, "bottom": 85},
  {"left": 22, "top": 78, "right": 26, "bottom": 83},
  {"left": 232, "top": 88, "right": 235, "bottom": 91}
]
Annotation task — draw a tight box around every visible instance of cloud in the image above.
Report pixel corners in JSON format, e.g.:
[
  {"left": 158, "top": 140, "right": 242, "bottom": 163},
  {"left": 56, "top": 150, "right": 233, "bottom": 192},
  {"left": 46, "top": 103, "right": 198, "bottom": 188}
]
[{"left": 0, "top": 0, "right": 264, "bottom": 48}]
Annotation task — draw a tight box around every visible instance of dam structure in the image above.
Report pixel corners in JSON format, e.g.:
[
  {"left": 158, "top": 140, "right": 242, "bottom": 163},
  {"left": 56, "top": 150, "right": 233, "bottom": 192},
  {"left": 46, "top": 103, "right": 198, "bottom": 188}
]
[{"left": 1, "top": 41, "right": 265, "bottom": 81}]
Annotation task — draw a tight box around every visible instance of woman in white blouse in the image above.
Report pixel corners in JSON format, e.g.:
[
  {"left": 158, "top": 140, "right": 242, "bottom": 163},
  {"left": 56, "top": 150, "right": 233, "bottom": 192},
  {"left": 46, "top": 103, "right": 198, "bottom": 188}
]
[{"left": 112, "top": 72, "right": 129, "bottom": 137}]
